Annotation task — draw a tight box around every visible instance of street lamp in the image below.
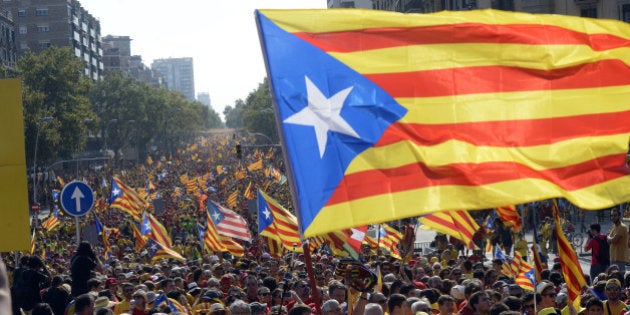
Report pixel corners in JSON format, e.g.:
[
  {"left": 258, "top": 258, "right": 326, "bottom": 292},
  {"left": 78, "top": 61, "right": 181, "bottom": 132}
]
[{"left": 32, "top": 116, "right": 53, "bottom": 208}]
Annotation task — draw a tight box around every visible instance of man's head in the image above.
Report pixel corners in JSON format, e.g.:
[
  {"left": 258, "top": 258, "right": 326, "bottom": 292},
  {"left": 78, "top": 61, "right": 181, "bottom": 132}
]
[
  {"left": 322, "top": 299, "right": 342, "bottom": 315},
  {"left": 437, "top": 295, "right": 455, "bottom": 315},
  {"left": 74, "top": 293, "right": 95, "bottom": 315},
  {"left": 469, "top": 291, "right": 491, "bottom": 315},
  {"left": 605, "top": 278, "right": 622, "bottom": 301},
  {"left": 369, "top": 292, "right": 388, "bottom": 313},
  {"left": 121, "top": 283, "right": 135, "bottom": 300},
  {"left": 611, "top": 208, "right": 621, "bottom": 224},
  {"left": 365, "top": 303, "right": 384, "bottom": 315},
  {"left": 328, "top": 281, "right": 346, "bottom": 303},
  {"left": 388, "top": 294, "right": 408, "bottom": 315},
  {"left": 537, "top": 282, "right": 557, "bottom": 308},
  {"left": 590, "top": 223, "right": 601, "bottom": 236},
  {"left": 586, "top": 297, "right": 604, "bottom": 315}
]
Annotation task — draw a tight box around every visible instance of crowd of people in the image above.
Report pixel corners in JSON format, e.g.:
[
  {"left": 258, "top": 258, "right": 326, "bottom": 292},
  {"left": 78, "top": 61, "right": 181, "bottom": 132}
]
[{"left": 0, "top": 133, "right": 628, "bottom": 315}]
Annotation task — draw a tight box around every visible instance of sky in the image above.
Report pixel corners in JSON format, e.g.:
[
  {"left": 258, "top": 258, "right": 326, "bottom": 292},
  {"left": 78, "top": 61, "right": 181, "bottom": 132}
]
[{"left": 79, "top": 0, "right": 326, "bottom": 117}]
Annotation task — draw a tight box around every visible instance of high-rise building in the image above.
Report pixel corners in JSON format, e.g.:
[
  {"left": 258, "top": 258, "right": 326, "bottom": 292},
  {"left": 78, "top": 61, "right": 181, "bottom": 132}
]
[
  {"left": 151, "top": 57, "right": 195, "bottom": 101},
  {"left": 2, "top": 0, "right": 103, "bottom": 80},
  {"left": 0, "top": 7, "right": 17, "bottom": 70},
  {"left": 197, "top": 92, "right": 211, "bottom": 107},
  {"left": 101, "top": 35, "right": 131, "bottom": 73}
]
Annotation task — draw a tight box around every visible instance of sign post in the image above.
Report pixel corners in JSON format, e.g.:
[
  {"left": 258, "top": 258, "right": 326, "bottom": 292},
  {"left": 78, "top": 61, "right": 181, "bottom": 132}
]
[{"left": 60, "top": 181, "right": 94, "bottom": 244}]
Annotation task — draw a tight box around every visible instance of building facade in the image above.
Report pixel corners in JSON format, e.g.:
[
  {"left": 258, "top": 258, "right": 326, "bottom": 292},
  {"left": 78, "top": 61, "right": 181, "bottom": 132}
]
[
  {"left": 151, "top": 57, "right": 195, "bottom": 102},
  {"left": 101, "top": 35, "right": 130, "bottom": 73},
  {"left": 0, "top": 6, "right": 17, "bottom": 70},
  {"left": 2, "top": 0, "right": 103, "bottom": 80},
  {"left": 371, "top": 0, "right": 630, "bottom": 21},
  {"left": 197, "top": 92, "right": 211, "bottom": 107}
]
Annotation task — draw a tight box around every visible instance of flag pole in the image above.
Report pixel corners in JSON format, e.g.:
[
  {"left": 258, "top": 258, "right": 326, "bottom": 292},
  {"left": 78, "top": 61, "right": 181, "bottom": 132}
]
[
  {"left": 302, "top": 240, "right": 322, "bottom": 315},
  {"left": 257, "top": 13, "right": 321, "bottom": 314}
]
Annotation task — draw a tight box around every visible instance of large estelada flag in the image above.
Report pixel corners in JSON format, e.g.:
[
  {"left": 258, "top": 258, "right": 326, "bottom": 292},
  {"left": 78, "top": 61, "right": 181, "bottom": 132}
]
[{"left": 256, "top": 9, "right": 630, "bottom": 237}]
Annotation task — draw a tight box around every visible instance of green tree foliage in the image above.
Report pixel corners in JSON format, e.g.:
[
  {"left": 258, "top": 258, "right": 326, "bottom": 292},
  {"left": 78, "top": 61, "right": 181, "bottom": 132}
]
[
  {"left": 19, "top": 47, "right": 95, "bottom": 166},
  {"left": 241, "top": 78, "right": 278, "bottom": 143},
  {"left": 91, "top": 70, "right": 223, "bottom": 157},
  {"left": 224, "top": 99, "right": 245, "bottom": 129}
]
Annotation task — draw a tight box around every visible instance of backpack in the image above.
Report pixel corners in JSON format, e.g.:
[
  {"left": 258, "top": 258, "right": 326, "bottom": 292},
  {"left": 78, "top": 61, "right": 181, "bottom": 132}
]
[{"left": 596, "top": 235, "right": 610, "bottom": 266}]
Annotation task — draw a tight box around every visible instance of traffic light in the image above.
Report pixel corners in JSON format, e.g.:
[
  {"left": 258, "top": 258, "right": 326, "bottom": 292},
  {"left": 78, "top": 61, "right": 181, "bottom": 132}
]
[{"left": 236, "top": 144, "right": 242, "bottom": 159}]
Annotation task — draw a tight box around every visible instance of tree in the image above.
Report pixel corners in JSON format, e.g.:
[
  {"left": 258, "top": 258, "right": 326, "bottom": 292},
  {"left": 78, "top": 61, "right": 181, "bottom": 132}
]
[
  {"left": 20, "top": 47, "right": 95, "bottom": 166},
  {"left": 224, "top": 99, "right": 245, "bottom": 129},
  {"left": 242, "top": 78, "right": 278, "bottom": 143},
  {"left": 90, "top": 70, "right": 147, "bottom": 160}
]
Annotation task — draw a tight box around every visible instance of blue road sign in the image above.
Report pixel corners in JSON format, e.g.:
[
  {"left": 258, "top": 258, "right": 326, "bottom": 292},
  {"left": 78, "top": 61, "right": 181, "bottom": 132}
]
[{"left": 60, "top": 181, "right": 94, "bottom": 216}]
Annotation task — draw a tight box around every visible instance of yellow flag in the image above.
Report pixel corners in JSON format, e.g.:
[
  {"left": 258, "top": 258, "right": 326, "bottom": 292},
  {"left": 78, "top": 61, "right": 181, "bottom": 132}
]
[{"left": 0, "top": 79, "right": 30, "bottom": 251}]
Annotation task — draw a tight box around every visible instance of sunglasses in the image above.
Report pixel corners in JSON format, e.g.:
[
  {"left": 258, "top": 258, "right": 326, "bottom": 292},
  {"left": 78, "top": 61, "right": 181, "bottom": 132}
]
[
  {"left": 543, "top": 293, "right": 557, "bottom": 298},
  {"left": 260, "top": 292, "right": 270, "bottom": 296}
]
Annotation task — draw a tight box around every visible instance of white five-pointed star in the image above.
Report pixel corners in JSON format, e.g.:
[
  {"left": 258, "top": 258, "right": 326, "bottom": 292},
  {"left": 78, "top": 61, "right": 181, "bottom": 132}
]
[
  {"left": 284, "top": 76, "right": 360, "bottom": 158},
  {"left": 111, "top": 187, "right": 121, "bottom": 196},
  {"left": 263, "top": 208, "right": 271, "bottom": 220},
  {"left": 212, "top": 211, "right": 221, "bottom": 222},
  {"left": 350, "top": 228, "right": 365, "bottom": 241}
]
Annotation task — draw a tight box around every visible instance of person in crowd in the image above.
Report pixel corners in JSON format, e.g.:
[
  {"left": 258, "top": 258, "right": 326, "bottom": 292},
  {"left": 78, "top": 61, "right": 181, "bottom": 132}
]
[
  {"left": 607, "top": 208, "right": 628, "bottom": 273},
  {"left": 70, "top": 242, "right": 101, "bottom": 297},
  {"left": 536, "top": 282, "right": 558, "bottom": 312},
  {"left": 468, "top": 291, "right": 491, "bottom": 315},
  {"left": 603, "top": 279, "right": 626, "bottom": 315},
  {"left": 364, "top": 303, "right": 384, "bottom": 315},
  {"left": 585, "top": 223, "right": 610, "bottom": 281},
  {"left": 11, "top": 255, "right": 51, "bottom": 314},
  {"left": 388, "top": 294, "right": 410, "bottom": 315},
  {"left": 230, "top": 299, "right": 252, "bottom": 315},
  {"left": 42, "top": 275, "right": 72, "bottom": 315},
  {"left": 113, "top": 283, "right": 135, "bottom": 315},
  {"left": 74, "top": 293, "right": 95, "bottom": 315}
]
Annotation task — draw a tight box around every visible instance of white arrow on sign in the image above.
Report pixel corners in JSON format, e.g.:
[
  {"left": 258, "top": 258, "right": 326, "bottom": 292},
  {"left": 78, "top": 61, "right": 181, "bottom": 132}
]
[{"left": 71, "top": 186, "right": 84, "bottom": 212}]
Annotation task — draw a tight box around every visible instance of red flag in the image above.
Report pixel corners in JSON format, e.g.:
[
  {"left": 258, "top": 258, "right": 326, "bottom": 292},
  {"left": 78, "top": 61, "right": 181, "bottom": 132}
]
[
  {"left": 553, "top": 200, "right": 586, "bottom": 308},
  {"left": 207, "top": 200, "right": 251, "bottom": 242}
]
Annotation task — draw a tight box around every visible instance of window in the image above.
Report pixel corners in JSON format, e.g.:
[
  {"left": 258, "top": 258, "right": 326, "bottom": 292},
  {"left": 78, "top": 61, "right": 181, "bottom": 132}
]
[
  {"left": 17, "top": 10, "right": 25, "bottom": 17},
  {"left": 35, "top": 8, "right": 48, "bottom": 16},
  {"left": 580, "top": 7, "right": 597, "bottom": 18},
  {"left": 37, "top": 25, "right": 49, "bottom": 32},
  {"left": 38, "top": 40, "right": 51, "bottom": 49},
  {"left": 622, "top": 4, "right": 630, "bottom": 23},
  {"left": 18, "top": 26, "right": 26, "bottom": 34},
  {"left": 340, "top": 1, "right": 355, "bottom": 7},
  {"left": 20, "top": 42, "right": 27, "bottom": 50}
]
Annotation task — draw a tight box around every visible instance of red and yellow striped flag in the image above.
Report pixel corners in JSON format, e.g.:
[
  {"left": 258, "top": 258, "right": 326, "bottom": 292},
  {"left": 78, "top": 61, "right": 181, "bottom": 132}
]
[
  {"left": 257, "top": 190, "right": 303, "bottom": 252},
  {"left": 204, "top": 211, "right": 228, "bottom": 253},
  {"left": 553, "top": 200, "right": 586, "bottom": 308},
  {"left": 515, "top": 259, "right": 536, "bottom": 292},
  {"left": 496, "top": 205, "right": 522, "bottom": 232},
  {"left": 244, "top": 182, "right": 255, "bottom": 200},
  {"left": 418, "top": 210, "right": 478, "bottom": 249},
  {"left": 247, "top": 157, "right": 263, "bottom": 172},
  {"left": 379, "top": 223, "right": 402, "bottom": 260},
  {"left": 227, "top": 190, "right": 238, "bottom": 209},
  {"left": 257, "top": 9, "right": 630, "bottom": 237},
  {"left": 132, "top": 224, "right": 146, "bottom": 252},
  {"left": 110, "top": 177, "right": 147, "bottom": 221}
]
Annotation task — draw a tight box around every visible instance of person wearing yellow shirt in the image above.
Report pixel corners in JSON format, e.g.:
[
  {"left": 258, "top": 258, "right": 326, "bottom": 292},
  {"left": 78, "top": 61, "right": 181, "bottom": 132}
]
[
  {"left": 113, "top": 283, "right": 135, "bottom": 315},
  {"left": 513, "top": 233, "right": 528, "bottom": 261},
  {"left": 603, "top": 279, "right": 626, "bottom": 315}
]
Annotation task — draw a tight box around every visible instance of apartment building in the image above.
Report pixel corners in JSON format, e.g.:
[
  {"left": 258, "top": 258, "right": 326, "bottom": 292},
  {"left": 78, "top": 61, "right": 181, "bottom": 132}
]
[{"left": 2, "top": 0, "right": 103, "bottom": 80}]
